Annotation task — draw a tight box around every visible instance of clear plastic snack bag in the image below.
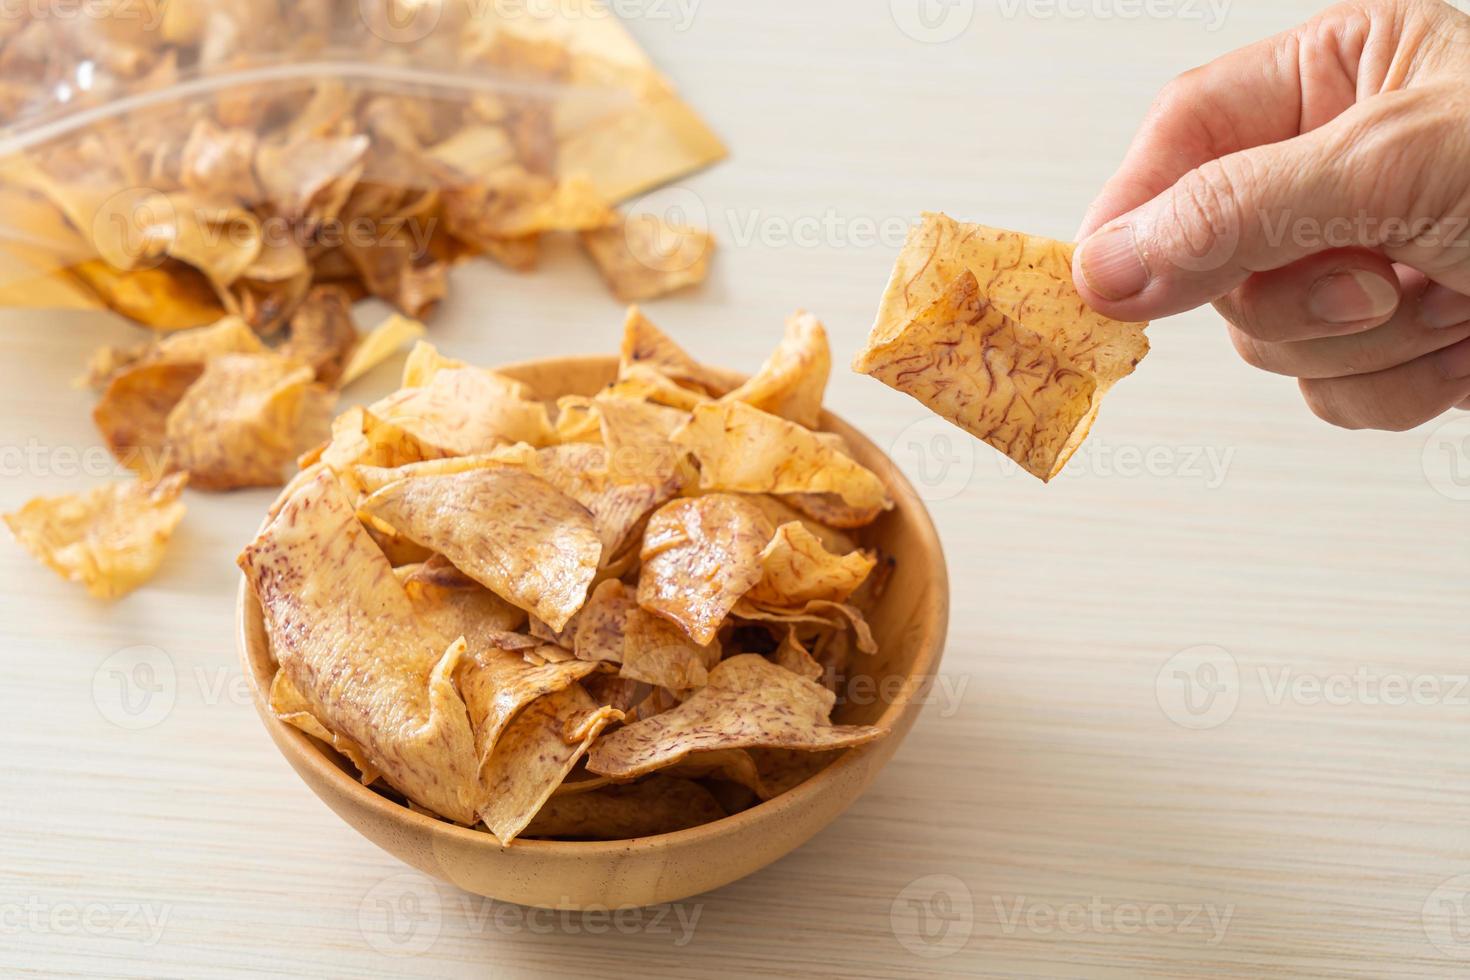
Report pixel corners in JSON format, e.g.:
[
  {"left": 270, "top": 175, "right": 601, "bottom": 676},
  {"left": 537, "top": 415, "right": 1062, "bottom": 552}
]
[{"left": 0, "top": 0, "right": 726, "bottom": 333}]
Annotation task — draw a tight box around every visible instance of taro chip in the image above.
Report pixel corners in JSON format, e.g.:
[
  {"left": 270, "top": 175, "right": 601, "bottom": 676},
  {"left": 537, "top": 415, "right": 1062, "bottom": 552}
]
[
  {"left": 358, "top": 468, "right": 600, "bottom": 631},
  {"left": 93, "top": 361, "right": 203, "bottom": 478},
  {"left": 620, "top": 606, "right": 721, "bottom": 692},
  {"left": 746, "top": 521, "right": 875, "bottom": 607},
  {"left": 857, "top": 271, "right": 1096, "bottom": 481},
  {"left": 281, "top": 286, "right": 359, "bottom": 386},
  {"left": 586, "top": 654, "right": 887, "bottom": 779},
  {"left": 553, "top": 396, "right": 603, "bottom": 444},
  {"left": 456, "top": 647, "right": 600, "bottom": 768},
  {"left": 400, "top": 555, "right": 530, "bottom": 645},
  {"left": 617, "top": 307, "right": 730, "bottom": 396},
  {"left": 164, "top": 353, "right": 336, "bottom": 490},
  {"left": 637, "top": 494, "right": 775, "bottom": 647},
  {"left": 370, "top": 366, "right": 554, "bottom": 456},
  {"left": 524, "top": 776, "right": 724, "bottom": 840},
  {"left": 580, "top": 212, "right": 714, "bottom": 303},
  {"left": 478, "top": 683, "right": 621, "bottom": 844},
  {"left": 316, "top": 406, "right": 443, "bottom": 475},
  {"left": 771, "top": 629, "right": 824, "bottom": 683},
  {"left": 337, "top": 313, "right": 427, "bottom": 389},
  {"left": 400, "top": 340, "right": 473, "bottom": 389},
  {"left": 4, "top": 473, "right": 186, "bottom": 599},
  {"left": 535, "top": 444, "right": 675, "bottom": 558},
  {"left": 859, "top": 213, "right": 1150, "bottom": 481},
  {"left": 594, "top": 395, "right": 689, "bottom": 486},
  {"left": 721, "top": 312, "right": 830, "bottom": 429},
  {"left": 733, "top": 598, "right": 879, "bottom": 655},
  {"left": 237, "top": 468, "right": 482, "bottom": 823},
  {"left": 672, "top": 400, "right": 892, "bottom": 513},
  {"left": 82, "top": 314, "right": 266, "bottom": 389},
  {"left": 574, "top": 578, "right": 634, "bottom": 664},
  {"left": 603, "top": 364, "right": 711, "bottom": 412},
  {"left": 269, "top": 669, "right": 382, "bottom": 786},
  {"left": 782, "top": 491, "right": 884, "bottom": 530}
]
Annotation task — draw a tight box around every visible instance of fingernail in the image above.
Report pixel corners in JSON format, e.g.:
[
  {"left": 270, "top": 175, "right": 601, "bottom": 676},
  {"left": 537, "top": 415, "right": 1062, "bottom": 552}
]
[
  {"left": 1437, "top": 338, "right": 1470, "bottom": 380},
  {"left": 1308, "top": 271, "right": 1399, "bottom": 324},
  {"left": 1419, "top": 283, "right": 1470, "bottom": 329},
  {"left": 1080, "top": 225, "right": 1150, "bottom": 301}
]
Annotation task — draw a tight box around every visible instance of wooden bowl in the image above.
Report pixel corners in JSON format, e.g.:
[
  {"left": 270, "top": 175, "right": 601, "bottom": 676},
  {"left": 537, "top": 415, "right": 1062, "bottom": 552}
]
[{"left": 237, "top": 355, "right": 949, "bottom": 909}]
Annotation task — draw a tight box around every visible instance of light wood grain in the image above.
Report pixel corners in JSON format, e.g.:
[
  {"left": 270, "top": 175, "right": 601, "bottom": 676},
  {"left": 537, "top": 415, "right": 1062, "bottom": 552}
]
[{"left": 3, "top": 1, "right": 1469, "bottom": 977}]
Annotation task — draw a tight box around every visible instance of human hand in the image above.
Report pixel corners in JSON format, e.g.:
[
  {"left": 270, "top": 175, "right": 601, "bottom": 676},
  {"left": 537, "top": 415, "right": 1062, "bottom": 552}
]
[{"left": 1072, "top": 0, "right": 1470, "bottom": 430}]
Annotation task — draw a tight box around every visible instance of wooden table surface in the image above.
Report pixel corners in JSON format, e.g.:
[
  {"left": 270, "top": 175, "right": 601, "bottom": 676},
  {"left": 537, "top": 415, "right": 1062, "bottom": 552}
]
[{"left": 4, "top": 2, "right": 1469, "bottom": 977}]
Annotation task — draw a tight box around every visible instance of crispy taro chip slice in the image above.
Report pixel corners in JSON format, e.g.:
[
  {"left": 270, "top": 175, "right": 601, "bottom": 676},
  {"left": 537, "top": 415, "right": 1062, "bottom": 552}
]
[
  {"left": 672, "top": 400, "right": 891, "bottom": 513},
  {"left": 358, "top": 468, "right": 600, "bottom": 632},
  {"left": 856, "top": 271, "right": 1097, "bottom": 481},
  {"left": 617, "top": 306, "right": 731, "bottom": 396},
  {"left": 524, "top": 776, "right": 724, "bottom": 840},
  {"left": 4, "top": 473, "right": 187, "bottom": 599},
  {"left": 587, "top": 655, "right": 887, "bottom": 779},
  {"left": 637, "top": 494, "right": 774, "bottom": 647},
  {"left": 721, "top": 311, "right": 830, "bottom": 429},
  {"left": 858, "top": 213, "right": 1150, "bottom": 480},
  {"left": 237, "top": 468, "right": 482, "bottom": 824},
  {"left": 747, "top": 521, "right": 875, "bottom": 607},
  {"left": 164, "top": 352, "right": 336, "bottom": 490},
  {"left": 580, "top": 213, "right": 714, "bottom": 303},
  {"left": 479, "top": 684, "right": 621, "bottom": 845}
]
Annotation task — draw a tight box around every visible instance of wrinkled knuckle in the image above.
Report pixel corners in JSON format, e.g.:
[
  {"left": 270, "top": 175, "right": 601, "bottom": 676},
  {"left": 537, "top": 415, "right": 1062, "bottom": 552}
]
[
  {"left": 1167, "top": 158, "right": 1250, "bottom": 253},
  {"left": 1153, "top": 68, "right": 1207, "bottom": 117},
  {"left": 1298, "top": 379, "right": 1363, "bottom": 430},
  {"left": 1227, "top": 326, "right": 1273, "bottom": 371}
]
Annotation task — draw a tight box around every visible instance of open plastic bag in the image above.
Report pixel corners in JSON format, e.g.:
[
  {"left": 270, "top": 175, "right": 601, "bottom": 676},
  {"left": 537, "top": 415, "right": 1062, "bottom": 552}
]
[{"left": 0, "top": 0, "right": 726, "bottom": 333}]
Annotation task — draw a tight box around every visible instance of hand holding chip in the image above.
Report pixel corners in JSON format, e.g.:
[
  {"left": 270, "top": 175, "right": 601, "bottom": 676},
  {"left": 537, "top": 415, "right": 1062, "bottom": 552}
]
[{"left": 1073, "top": 0, "right": 1470, "bottom": 430}]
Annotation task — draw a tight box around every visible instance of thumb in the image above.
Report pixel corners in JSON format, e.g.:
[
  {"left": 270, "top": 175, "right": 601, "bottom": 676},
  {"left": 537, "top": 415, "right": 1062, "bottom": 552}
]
[{"left": 1071, "top": 90, "right": 1461, "bottom": 321}]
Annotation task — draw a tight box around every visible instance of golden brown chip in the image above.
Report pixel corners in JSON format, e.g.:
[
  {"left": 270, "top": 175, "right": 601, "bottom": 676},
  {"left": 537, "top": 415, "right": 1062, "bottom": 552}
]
[
  {"left": 781, "top": 491, "right": 885, "bottom": 530},
  {"left": 621, "top": 605, "right": 721, "bottom": 692},
  {"left": 316, "top": 406, "right": 444, "bottom": 475},
  {"left": 732, "top": 598, "right": 879, "bottom": 655},
  {"left": 479, "top": 684, "right": 620, "bottom": 844},
  {"left": 255, "top": 134, "right": 369, "bottom": 231},
  {"left": 748, "top": 747, "right": 842, "bottom": 797},
  {"left": 71, "top": 259, "right": 225, "bottom": 331},
  {"left": 672, "top": 400, "right": 892, "bottom": 513},
  {"left": 734, "top": 494, "right": 858, "bottom": 555},
  {"left": 603, "top": 364, "right": 711, "bottom": 412},
  {"left": 358, "top": 468, "right": 600, "bottom": 631},
  {"left": 371, "top": 366, "right": 554, "bottom": 456},
  {"left": 534, "top": 443, "right": 677, "bottom": 559},
  {"left": 859, "top": 213, "right": 1150, "bottom": 480},
  {"left": 92, "top": 361, "right": 203, "bottom": 478},
  {"left": 82, "top": 315, "right": 267, "bottom": 390},
  {"left": 281, "top": 286, "right": 359, "bottom": 386},
  {"left": 587, "top": 655, "right": 887, "bottom": 779},
  {"left": 594, "top": 394, "right": 689, "bottom": 486},
  {"left": 637, "top": 494, "right": 775, "bottom": 647},
  {"left": 337, "top": 313, "right": 427, "bottom": 389},
  {"left": 869, "top": 212, "right": 1149, "bottom": 384},
  {"left": 771, "top": 628, "right": 825, "bottom": 683},
  {"left": 721, "top": 312, "right": 829, "bottom": 428},
  {"left": 747, "top": 522, "right": 875, "bottom": 607},
  {"left": 580, "top": 213, "right": 714, "bottom": 302},
  {"left": 164, "top": 353, "right": 335, "bottom": 490},
  {"left": 573, "top": 579, "right": 634, "bottom": 664},
  {"left": 553, "top": 395, "right": 604, "bottom": 444},
  {"left": 269, "top": 669, "right": 381, "bottom": 786},
  {"left": 237, "top": 468, "right": 481, "bottom": 823},
  {"left": 457, "top": 647, "right": 601, "bottom": 769},
  {"left": 3, "top": 473, "right": 186, "bottom": 599},
  {"left": 617, "top": 306, "right": 730, "bottom": 395},
  {"left": 180, "top": 118, "right": 261, "bottom": 202},
  {"left": 856, "top": 271, "right": 1097, "bottom": 481},
  {"left": 400, "top": 555, "right": 530, "bottom": 646},
  {"left": 524, "top": 775, "right": 724, "bottom": 839}
]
